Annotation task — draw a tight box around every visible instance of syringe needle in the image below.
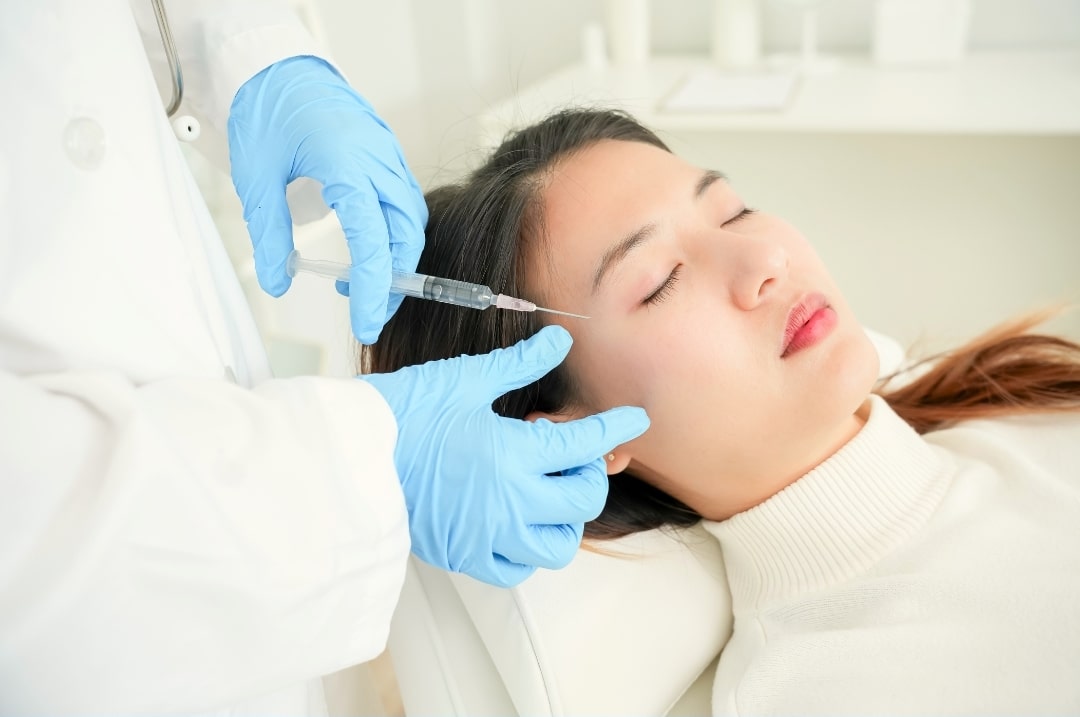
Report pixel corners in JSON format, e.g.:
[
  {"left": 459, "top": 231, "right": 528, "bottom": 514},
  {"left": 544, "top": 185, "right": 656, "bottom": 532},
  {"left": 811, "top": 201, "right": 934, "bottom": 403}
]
[
  {"left": 533, "top": 306, "right": 590, "bottom": 320},
  {"left": 289, "top": 250, "right": 591, "bottom": 317}
]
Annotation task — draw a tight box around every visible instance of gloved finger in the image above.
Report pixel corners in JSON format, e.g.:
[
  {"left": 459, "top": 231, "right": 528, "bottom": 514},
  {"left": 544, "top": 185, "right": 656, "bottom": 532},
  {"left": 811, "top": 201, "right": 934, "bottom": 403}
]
[
  {"left": 474, "top": 325, "right": 574, "bottom": 402},
  {"left": 496, "top": 522, "right": 585, "bottom": 572},
  {"left": 323, "top": 179, "right": 393, "bottom": 344},
  {"left": 483, "top": 555, "right": 538, "bottom": 589},
  {"left": 373, "top": 156, "right": 427, "bottom": 232},
  {"left": 520, "top": 405, "right": 650, "bottom": 475},
  {"left": 381, "top": 194, "right": 426, "bottom": 322},
  {"left": 517, "top": 455, "right": 610, "bottom": 526},
  {"left": 242, "top": 185, "right": 296, "bottom": 297}
]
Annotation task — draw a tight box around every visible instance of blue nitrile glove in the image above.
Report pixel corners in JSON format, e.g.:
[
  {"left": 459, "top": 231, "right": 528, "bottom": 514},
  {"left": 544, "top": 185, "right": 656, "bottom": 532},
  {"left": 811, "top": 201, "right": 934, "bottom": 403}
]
[
  {"left": 359, "top": 326, "right": 651, "bottom": 588},
  {"left": 228, "top": 56, "right": 427, "bottom": 344}
]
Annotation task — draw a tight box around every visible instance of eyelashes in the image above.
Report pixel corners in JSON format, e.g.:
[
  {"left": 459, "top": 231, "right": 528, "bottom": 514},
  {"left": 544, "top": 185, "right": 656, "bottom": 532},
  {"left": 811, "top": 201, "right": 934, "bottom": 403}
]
[
  {"left": 644, "top": 266, "right": 681, "bottom": 306},
  {"left": 641, "top": 207, "right": 756, "bottom": 307},
  {"left": 728, "top": 207, "right": 756, "bottom": 224}
]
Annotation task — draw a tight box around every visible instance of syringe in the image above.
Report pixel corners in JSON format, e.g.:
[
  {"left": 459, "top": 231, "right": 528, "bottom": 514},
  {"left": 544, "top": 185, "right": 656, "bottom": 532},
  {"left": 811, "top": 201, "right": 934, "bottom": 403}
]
[{"left": 285, "top": 251, "right": 589, "bottom": 319}]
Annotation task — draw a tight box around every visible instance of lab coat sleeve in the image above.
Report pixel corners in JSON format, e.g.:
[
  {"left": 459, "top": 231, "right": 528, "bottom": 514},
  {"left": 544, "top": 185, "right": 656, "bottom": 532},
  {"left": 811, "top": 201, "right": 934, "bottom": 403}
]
[
  {"left": 0, "top": 369, "right": 410, "bottom": 714},
  {"left": 129, "top": 0, "right": 333, "bottom": 169}
]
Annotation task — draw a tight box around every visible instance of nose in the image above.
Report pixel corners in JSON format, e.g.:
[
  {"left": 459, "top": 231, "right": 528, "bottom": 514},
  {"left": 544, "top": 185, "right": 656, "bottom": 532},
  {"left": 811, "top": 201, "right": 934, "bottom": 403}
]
[{"left": 725, "top": 233, "right": 790, "bottom": 311}]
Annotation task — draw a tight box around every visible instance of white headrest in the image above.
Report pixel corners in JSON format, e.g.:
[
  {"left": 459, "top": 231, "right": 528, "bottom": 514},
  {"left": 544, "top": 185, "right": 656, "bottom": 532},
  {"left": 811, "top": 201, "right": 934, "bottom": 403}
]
[
  {"left": 865, "top": 326, "right": 906, "bottom": 376},
  {"left": 449, "top": 525, "right": 730, "bottom": 716}
]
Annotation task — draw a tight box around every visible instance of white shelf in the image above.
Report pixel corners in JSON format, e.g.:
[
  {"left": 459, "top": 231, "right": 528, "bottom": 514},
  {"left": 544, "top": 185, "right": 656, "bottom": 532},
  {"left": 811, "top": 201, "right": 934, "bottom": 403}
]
[{"left": 478, "top": 49, "right": 1080, "bottom": 142}]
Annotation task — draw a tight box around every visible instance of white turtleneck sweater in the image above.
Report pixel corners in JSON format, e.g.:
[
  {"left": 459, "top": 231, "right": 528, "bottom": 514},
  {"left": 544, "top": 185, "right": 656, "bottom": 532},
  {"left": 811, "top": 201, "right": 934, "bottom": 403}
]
[{"left": 704, "top": 395, "right": 1080, "bottom": 715}]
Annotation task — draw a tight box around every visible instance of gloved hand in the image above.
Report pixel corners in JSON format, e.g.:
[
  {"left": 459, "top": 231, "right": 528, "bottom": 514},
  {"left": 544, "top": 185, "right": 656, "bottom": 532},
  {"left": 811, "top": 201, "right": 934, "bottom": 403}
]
[
  {"left": 228, "top": 55, "right": 427, "bottom": 344},
  {"left": 360, "top": 326, "right": 650, "bottom": 587}
]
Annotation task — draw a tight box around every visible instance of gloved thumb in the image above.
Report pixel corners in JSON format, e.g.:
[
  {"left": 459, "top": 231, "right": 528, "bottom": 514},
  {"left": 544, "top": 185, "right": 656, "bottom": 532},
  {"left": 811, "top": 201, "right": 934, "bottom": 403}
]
[
  {"left": 528, "top": 407, "right": 650, "bottom": 476},
  {"left": 242, "top": 186, "right": 296, "bottom": 298},
  {"left": 479, "top": 325, "right": 573, "bottom": 401}
]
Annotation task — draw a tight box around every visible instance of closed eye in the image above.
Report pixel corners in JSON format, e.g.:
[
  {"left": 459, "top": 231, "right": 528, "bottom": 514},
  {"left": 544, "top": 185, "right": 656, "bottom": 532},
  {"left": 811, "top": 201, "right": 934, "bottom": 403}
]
[
  {"left": 643, "top": 266, "right": 681, "bottom": 306},
  {"left": 643, "top": 209, "right": 754, "bottom": 307},
  {"left": 725, "top": 207, "right": 756, "bottom": 225}
]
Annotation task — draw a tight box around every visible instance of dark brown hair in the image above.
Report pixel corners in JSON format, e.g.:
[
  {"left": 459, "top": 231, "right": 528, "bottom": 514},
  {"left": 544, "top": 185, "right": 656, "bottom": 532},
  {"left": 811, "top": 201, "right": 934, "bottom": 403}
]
[{"left": 364, "top": 108, "right": 1080, "bottom": 541}]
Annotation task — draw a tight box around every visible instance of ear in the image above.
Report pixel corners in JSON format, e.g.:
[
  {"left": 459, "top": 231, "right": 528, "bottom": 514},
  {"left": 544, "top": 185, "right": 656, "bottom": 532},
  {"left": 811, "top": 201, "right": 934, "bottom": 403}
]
[{"left": 525, "top": 410, "right": 635, "bottom": 476}]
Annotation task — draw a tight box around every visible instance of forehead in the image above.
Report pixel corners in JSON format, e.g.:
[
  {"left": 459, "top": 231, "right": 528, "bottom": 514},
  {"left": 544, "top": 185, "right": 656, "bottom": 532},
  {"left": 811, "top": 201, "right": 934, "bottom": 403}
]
[
  {"left": 542, "top": 139, "right": 687, "bottom": 224},
  {"left": 532, "top": 140, "right": 691, "bottom": 290}
]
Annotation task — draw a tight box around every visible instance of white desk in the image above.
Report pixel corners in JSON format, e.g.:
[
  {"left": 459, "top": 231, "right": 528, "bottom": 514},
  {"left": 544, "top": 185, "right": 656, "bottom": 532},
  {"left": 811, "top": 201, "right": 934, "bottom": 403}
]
[{"left": 476, "top": 50, "right": 1080, "bottom": 351}]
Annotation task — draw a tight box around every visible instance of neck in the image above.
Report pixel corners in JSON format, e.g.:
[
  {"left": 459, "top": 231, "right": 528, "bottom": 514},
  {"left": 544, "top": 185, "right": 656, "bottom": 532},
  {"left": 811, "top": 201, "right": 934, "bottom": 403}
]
[
  {"left": 704, "top": 395, "right": 949, "bottom": 608},
  {"left": 692, "top": 399, "right": 873, "bottom": 521}
]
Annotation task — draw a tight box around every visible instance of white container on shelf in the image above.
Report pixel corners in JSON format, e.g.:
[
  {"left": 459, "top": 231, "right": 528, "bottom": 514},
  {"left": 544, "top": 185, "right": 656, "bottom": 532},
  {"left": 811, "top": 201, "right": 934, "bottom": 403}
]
[
  {"left": 604, "top": 0, "right": 650, "bottom": 66},
  {"left": 873, "top": 0, "right": 972, "bottom": 66},
  {"left": 582, "top": 22, "right": 608, "bottom": 72},
  {"left": 711, "top": 0, "right": 762, "bottom": 69}
]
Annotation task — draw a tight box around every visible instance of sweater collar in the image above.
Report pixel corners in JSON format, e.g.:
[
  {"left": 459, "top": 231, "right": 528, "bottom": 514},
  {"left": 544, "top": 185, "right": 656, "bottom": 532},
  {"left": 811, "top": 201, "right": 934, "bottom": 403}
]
[{"left": 703, "top": 395, "right": 951, "bottom": 611}]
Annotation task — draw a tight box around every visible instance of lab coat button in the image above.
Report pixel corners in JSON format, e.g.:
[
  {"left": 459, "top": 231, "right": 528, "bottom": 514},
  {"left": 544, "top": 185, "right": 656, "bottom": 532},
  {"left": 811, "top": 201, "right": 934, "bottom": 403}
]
[{"left": 63, "top": 117, "right": 106, "bottom": 170}]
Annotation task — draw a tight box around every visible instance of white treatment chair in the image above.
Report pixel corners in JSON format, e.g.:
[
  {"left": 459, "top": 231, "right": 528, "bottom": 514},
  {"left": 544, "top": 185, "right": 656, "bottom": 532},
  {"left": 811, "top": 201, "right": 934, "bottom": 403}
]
[
  {"left": 389, "top": 524, "right": 729, "bottom": 716},
  {"left": 387, "top": 329, "right": 906, "bottom": 716}
]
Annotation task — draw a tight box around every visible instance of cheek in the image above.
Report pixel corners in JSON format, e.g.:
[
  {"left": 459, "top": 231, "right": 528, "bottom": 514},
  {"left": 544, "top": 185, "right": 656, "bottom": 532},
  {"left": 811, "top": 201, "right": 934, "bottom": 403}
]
[
  {"left": 642, "top": 348, "right": 766, "bottom": 449},
  {"left": 569, "top": 307, "right": 752, "bottom": 427},
  {"left": 563, "top": 311, "right": 688, "bottom": 410},
  {"left": 564, "top": 330, "right": 657, "bottom": 409}
]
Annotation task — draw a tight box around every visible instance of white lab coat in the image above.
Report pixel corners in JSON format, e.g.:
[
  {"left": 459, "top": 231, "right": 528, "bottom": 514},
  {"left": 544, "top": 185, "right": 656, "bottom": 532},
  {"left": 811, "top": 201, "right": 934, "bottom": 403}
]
[{"left": 0, "top": 1, "right": 410, "bottom": 713}]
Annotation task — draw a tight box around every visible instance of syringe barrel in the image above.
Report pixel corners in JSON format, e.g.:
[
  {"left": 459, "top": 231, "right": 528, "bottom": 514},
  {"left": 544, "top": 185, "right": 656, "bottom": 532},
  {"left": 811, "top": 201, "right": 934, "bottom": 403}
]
[
  {"left": 287, "top": 251, "right": 351, "bottom": 282},
  {"left": 391, "top": 271, "right": 495, "bottom": 310}
]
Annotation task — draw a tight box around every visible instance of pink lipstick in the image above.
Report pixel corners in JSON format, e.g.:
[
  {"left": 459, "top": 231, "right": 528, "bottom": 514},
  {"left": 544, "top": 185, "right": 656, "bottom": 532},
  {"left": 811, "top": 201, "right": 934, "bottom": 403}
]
[{"left": 781, "top": 294, "right": 837, "bottom": 358}]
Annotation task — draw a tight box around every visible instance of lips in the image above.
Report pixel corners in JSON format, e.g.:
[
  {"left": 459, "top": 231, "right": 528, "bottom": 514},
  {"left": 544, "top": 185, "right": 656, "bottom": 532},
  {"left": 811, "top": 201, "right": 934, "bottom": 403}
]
[{"left": 781, "top": 293, "right": 833, "bottom": 358}]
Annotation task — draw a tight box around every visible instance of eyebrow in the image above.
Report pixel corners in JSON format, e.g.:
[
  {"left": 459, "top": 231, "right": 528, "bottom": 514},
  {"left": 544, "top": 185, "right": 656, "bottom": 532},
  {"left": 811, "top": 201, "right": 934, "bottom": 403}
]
[
  {"left": 695, "top": 169, "right": 726, "bottom": 198},
  {"left": 590, "top": 169, "right": 727, "bottom": 295}
]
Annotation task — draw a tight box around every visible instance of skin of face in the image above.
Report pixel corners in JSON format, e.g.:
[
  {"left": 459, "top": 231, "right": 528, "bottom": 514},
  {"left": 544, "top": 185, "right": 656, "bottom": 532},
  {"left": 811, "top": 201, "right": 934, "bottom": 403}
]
[{"left": 525, "top": 139, "right": 881, "bottom": 521}]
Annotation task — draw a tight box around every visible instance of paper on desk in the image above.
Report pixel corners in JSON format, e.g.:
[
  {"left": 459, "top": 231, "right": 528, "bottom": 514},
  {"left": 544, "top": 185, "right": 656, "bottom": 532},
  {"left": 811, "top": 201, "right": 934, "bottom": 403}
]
[{"left": 661, "top": 69, "right": 798, "bottom": 112}]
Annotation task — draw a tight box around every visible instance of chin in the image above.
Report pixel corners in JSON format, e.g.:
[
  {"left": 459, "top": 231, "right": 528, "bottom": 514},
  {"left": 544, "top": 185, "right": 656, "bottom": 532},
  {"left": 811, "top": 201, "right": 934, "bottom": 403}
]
[
  {"left": 786, "top": 328, "right": 877, "bottom": 468},
  {"left": 813, "top": 322, "right": 880, "bottom": 415},
  {"left": 841, "top": 327, "right": 881, "bottom": 406}
]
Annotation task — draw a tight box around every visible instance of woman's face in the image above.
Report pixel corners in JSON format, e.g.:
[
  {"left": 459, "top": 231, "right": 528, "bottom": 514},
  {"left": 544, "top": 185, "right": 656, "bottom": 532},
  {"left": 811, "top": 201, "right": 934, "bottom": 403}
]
[{"left": 526, "top": 139, "right": 880, "bottom": 520}]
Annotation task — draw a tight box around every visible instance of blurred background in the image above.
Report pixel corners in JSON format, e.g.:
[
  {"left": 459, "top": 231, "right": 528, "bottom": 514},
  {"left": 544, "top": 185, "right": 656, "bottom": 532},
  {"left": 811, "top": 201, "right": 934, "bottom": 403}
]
[{"left": 187, "top": 0, "right": 1080, "bottom": 382}]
